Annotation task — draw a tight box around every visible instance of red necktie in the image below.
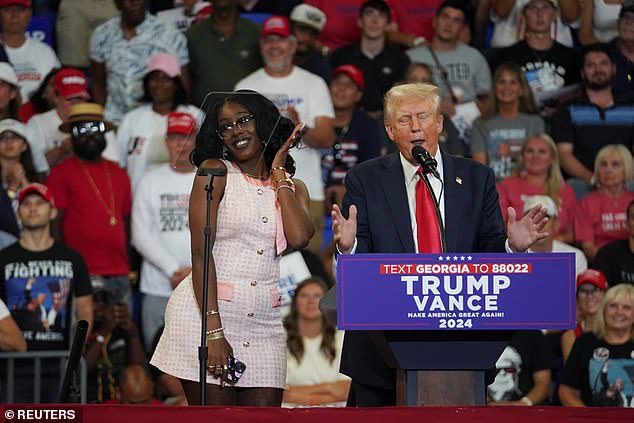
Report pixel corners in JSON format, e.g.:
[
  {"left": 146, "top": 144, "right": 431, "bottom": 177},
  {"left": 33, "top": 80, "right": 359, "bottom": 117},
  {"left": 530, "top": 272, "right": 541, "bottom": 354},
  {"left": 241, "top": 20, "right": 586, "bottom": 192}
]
[{"left": 416, "top": 167, "right": 441, "bottom": 253}]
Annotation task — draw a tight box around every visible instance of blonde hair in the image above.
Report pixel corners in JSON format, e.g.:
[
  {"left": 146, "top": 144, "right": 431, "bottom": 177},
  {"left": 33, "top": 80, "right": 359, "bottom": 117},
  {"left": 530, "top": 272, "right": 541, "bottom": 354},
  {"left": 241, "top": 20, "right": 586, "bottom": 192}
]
[
  {"left": 482, "top": 62, "right": 538, "bottom": 120},
  {"left": 591, "top": 144, "right": 634, "bottom": 187},
  {"left": 592, "top": 284, "right": 634, "bottom": 341},
  {"left": 516, "top": 133, "right": 564, "bottom": 207},
  {"left": 384, "top": 83, "right": 441, "bottom": 126}
]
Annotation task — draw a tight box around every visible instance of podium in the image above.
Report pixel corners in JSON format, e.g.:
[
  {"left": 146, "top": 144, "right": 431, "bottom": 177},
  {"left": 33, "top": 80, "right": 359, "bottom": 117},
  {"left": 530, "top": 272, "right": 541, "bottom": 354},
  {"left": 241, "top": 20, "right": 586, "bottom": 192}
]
[{"left": 329, "top": 253, "right": 576, "bottom": 406}]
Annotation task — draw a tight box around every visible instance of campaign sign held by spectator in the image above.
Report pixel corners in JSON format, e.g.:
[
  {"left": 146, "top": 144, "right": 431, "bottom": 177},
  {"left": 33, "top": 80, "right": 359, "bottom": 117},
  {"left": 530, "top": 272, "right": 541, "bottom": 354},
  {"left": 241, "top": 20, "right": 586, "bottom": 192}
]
[{"left": 337, "top": 253, "right": 575, "bottom": 331}]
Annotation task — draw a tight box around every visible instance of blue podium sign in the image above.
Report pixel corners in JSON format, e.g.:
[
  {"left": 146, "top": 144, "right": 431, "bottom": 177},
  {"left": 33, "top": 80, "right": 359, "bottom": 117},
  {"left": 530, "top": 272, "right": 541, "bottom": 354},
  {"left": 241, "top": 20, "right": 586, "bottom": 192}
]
[{"left": 337, "top": 253, "right": 575, "bottom": 331}]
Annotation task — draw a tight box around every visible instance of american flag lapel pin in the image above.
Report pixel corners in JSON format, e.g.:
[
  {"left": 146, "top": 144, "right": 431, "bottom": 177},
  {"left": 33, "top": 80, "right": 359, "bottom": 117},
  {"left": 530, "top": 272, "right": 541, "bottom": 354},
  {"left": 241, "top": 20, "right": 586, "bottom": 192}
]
[{"left": 456, "top": 176, "right": 462, "bottom": 185}]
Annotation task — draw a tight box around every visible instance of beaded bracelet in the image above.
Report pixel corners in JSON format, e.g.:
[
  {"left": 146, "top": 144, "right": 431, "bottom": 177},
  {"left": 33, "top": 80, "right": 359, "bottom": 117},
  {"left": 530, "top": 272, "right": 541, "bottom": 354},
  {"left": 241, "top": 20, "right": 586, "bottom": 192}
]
[
  {"left": 206, "top": 327, "right": 224, "bottom": 335},
  {"left": 206, "top": 309, "right": 219, "bottom": 317},
  {"left": 206, "top": 330, "right": 225, "bottom": 341},
  {"left": 271, "top": 167, "right": 287, "bottom": 172}
]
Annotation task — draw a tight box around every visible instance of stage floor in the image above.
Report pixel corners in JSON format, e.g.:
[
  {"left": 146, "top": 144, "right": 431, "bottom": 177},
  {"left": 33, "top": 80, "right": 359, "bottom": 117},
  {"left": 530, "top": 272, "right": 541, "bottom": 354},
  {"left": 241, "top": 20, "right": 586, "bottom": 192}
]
[{"left": 1, "top": 404, "right": 632, "bottom": 423}]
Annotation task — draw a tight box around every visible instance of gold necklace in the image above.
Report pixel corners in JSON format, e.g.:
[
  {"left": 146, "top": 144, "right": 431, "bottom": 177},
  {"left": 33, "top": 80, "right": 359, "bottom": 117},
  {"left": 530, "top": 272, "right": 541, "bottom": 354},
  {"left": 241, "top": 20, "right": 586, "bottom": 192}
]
[
  {"left": 242, "top": 169, "right": 270, "bottom": 180},
  {"left": 78, "top": 159, "right": 118, "bottom": 226}
]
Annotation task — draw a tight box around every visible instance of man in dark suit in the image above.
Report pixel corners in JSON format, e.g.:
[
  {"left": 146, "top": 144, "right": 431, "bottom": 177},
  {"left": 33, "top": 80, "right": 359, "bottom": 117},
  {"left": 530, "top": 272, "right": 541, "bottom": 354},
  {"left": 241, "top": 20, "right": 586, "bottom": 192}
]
[{"left": 331, "top": 83, "right": 549, "bottom": 406}]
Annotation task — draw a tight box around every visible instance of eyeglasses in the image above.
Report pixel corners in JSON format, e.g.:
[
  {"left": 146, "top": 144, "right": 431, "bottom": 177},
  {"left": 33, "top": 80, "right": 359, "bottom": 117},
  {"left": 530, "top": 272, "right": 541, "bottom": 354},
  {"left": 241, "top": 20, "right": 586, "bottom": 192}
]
[
  {"left": 71, "top": 121, "right": 106, "bottom": 138},
  {"left": 578, "top": 286, "right": 602, "bottom": 296},
  {"left": 216, "top": 115, "right": 255, "bottom": 140}
]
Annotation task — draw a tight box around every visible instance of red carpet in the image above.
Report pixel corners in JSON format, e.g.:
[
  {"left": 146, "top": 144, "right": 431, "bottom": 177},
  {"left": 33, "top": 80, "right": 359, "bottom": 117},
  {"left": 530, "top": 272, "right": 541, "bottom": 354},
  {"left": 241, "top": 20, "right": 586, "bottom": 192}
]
[{"left": 1, "top": 405, "right": 632, "bottom": 423}]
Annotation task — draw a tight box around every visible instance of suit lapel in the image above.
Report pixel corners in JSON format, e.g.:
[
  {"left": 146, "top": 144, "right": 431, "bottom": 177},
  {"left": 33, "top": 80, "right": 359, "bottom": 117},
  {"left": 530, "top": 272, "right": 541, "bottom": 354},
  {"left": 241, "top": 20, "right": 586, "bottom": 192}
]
[
  {"left": 441, "top": 152, "right": 461, "bottom": 252},
  {"left": 380, "top": 154, "right": 416, "bottom": 253}
]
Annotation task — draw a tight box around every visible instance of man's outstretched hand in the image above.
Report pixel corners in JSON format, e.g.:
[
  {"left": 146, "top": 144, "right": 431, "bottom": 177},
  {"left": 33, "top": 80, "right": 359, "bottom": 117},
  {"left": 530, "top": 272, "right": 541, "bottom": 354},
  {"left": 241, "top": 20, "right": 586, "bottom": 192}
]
[
  {"left": 507, "top": 205, "right": 549, "bottom": 252},
  {"left": 331, "top": 204, "right": 357, "bottom": 254}
]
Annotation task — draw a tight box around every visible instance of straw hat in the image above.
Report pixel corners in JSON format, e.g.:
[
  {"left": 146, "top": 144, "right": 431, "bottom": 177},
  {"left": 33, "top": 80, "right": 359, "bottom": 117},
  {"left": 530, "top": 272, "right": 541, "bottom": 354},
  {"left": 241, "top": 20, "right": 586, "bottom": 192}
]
[{"left": 58, "top": 102, "right": 115, "bottom": 133}]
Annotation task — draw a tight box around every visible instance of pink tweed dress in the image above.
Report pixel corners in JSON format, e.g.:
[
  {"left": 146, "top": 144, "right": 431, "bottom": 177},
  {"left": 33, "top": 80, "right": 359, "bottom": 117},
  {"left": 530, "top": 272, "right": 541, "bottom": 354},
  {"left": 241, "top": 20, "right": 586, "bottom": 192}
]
[{"left": 151, "top": 160, "right": 286, "bottom": 388}]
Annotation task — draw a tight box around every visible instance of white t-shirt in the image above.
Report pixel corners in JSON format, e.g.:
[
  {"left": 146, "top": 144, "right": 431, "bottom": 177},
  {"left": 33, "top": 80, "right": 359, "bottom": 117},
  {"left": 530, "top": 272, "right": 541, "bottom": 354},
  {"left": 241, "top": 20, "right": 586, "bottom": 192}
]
[
  {"left": 234, "top": 67, "right": 335, "bottom": 201},
  {"left": 283, "top": 330, "right": 350, "bottom": 408},
  {"left": 552, "top": 240, "right": 588, "bottom": 278},
  {"left": 490, "top": 0, "right": 574, "bottom": 48},
  {"left": 0, "top": 298, "right": 10, "bottom": 321},
  {"left": 27, "top": 108, "right": 119, "bottom": 167},
  {"left": 132, "top": 164, "right": 195, "bottom": 297},
  {"left": 116, "top": 103, "right": 202, "bottom": 191},
  {"left": 157, "top": 1, "right": 211, "bottom": 32},
  {"left": 5, "top": 37, "right": 60, "bottom": 101}
]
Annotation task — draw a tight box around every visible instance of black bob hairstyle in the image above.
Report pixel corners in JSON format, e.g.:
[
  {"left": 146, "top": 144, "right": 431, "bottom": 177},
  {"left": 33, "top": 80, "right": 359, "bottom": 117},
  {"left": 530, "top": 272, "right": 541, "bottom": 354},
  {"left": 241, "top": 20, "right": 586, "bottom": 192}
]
[{"left": 190, "top": 90, "right": 297, "bottom": 176}]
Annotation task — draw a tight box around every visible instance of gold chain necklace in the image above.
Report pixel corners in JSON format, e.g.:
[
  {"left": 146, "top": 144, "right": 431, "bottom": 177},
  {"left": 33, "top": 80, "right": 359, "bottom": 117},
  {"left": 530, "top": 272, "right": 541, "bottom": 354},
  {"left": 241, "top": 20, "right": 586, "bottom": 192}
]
[
  {"left": 78, "top": 159, "right": 118, "bottom": 226},
  {"left": 242, "top": 170, "right": 270, "bottom": 180}
]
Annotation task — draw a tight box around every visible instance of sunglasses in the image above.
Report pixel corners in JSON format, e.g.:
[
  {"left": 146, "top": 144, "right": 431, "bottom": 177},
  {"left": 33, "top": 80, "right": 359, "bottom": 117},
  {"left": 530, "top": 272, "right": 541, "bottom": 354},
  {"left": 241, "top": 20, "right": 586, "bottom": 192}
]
[{"left": 71, "top": 121, "right": 106, "bottom": 138}]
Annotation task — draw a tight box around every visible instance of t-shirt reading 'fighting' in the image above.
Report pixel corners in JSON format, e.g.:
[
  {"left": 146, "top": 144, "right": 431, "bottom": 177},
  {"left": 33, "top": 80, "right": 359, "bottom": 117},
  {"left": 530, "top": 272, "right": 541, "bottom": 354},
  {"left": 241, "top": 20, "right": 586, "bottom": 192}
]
[{"left": 0, "top": 242, "right": 92, "bottom": 350}]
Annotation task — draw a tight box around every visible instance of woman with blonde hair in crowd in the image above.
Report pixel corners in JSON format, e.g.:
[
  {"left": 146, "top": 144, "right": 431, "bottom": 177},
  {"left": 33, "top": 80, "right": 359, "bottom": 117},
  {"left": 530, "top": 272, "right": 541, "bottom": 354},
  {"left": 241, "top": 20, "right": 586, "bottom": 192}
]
[
  {"left": 497, "top": 133, "right": 576, "bottom": 243},
  {"left": 574, "top": 144, "right": 634, "bottom": 261},
  {"left": 470, "top": 62, "right": 544, "bottom": 181},
  {"left": 283, "top": 277, "right": 350, "bottom": 407},
  {"left": 559, "top": 284, "right": 634, "bottom": 407},
  {"left": 561, "top": 269, "right": 608, "bottom": 363}
]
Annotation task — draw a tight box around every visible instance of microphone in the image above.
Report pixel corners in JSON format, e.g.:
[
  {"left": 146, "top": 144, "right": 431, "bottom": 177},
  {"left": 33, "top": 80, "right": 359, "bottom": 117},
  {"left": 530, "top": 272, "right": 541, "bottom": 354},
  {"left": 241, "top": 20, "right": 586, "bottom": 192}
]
[
  {"left": 411, "top": 146, "right": 440, "bottom": 180},
  {"left": 197, "top": 168, "right": 227, "bottom": 177}
]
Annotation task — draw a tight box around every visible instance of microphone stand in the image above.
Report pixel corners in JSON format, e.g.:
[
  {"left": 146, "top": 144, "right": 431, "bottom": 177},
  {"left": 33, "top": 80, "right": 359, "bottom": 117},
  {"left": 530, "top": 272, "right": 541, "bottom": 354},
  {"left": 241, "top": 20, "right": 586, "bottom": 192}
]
[
  {"left": 420, "top": 170, "right": 447, "bottom": 253},
  {"left": 58, "top": 320, "right": 89, "bottom": 403},
  {"left": 197, "top": 167, "right": 227, "bottom": 405}
]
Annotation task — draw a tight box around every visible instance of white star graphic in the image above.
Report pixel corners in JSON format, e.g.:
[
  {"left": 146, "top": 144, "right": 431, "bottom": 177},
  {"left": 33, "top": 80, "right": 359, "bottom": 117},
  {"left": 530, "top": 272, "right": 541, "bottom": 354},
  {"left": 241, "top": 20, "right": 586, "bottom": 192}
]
[
  {"left": 460, "top": 256, "right": 465, "bottom": 261},
  {"left": 438, "top": 256, "right": 444, "bottom": 261}
]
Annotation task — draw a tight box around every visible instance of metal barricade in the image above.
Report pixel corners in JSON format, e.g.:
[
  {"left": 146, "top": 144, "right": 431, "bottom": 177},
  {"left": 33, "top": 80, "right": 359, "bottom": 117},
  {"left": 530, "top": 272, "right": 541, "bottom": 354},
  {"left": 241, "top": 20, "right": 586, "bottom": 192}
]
[{"left": 0, "top": 350, "right": 86, "bottom": 403}]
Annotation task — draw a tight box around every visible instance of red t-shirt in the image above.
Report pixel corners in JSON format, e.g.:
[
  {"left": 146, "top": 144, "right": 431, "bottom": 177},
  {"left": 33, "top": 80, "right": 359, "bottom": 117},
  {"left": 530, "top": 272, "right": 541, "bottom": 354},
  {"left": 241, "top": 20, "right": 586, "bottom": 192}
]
[
  {"left": 19, "top": 102, "right": 37, "bottom": 123},
  {"left": 46, "top": 156, "right": 131, "bottom": 276},
  {"left": 496, "top": 175, "right": 577, "bottom": 238},
  {"left": 385, "top": 0, "right": 443, "bottom": 42},
  {"left": 305, "top": 0, "right": 364, "bottom": 50},
  {"left": 574, "top": 189, "right": 634, "bottom": 249}
]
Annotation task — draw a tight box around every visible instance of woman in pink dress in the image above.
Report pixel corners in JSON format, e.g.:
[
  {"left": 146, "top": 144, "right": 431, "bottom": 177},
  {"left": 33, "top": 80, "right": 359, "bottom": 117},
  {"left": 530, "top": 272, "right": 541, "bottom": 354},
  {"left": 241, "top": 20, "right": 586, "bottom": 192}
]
[
  {"left": 151, "top": 91, "right": 314, "bottom": 406},
  {"left": 574, "top": 144, "right": 634, "bottom": 261},
  {"left": 497, "top": 133, "right": 576, "bottom": 243}
]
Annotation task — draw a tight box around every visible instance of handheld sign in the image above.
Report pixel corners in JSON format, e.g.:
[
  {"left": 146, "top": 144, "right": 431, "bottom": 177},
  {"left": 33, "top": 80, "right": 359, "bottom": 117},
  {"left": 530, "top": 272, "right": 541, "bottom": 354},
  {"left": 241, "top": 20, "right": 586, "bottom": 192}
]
[{"left": 337, "top": 253, "right": 575, "bottom": 331}]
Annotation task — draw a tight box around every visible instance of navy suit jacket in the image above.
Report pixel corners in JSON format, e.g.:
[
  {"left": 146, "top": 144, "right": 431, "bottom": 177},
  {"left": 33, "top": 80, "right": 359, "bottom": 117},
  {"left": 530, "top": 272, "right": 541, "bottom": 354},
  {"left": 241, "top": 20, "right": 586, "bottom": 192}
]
[{"left": 339, "top": 150, "right": 507, "bottom": 389}]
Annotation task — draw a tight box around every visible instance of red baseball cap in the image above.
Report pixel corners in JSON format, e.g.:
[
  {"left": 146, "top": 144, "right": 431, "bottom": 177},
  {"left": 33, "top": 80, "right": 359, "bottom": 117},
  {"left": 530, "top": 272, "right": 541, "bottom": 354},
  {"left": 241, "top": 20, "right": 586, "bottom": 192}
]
[
  {"left": 0, "top": 0, "right": 31, "bottom": 7},
  {"left": 18, "top": 183, "right": 54, "bottom": 207},
  {"left": 167, "top": 112, "right": 196, "bottom": 136},
  {"left": 54, "top": 68, "right": 89, "bottom": 100},
  {"left": 576, "top": 269, "right": 608, "bottom": 291},
  {"left": 332, "top": 64, "right": 365, "bottom": 90},
  {"left": 261, "top": 16, "right": 291, "bottom": 39}
]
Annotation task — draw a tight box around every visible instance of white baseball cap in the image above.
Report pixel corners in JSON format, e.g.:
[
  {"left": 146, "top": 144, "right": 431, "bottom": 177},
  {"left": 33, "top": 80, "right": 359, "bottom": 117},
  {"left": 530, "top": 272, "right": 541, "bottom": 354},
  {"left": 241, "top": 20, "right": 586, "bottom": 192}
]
[
  {"left": 523, "top": 195, "right": 558, "bottom": 217},
  {"left": 0, "top": 62, "right": 18, "bottom": 87},
  {"left": 290, "top": 4, "right": 327, "bottom": 32}
]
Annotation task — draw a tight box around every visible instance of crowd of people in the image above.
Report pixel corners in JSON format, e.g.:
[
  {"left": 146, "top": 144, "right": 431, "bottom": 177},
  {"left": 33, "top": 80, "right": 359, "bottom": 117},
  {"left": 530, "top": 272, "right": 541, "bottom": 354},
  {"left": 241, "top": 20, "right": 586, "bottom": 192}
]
[{"left": 0, "top": 0, "right": 633, "bottom": 409}]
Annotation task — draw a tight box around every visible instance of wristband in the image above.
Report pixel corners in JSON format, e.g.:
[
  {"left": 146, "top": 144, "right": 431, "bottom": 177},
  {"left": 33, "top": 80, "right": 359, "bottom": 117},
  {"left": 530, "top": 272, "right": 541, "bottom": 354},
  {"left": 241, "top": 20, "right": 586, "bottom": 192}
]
[
  {"left": 276, "top": 184, "right": 295, "bottom": 194},
  {"left": 520, "top": 396, "right": 533, "bottom": 406},
  {"left": 411, "top": 36, "right": 426, "bottom": 47},
  {"left": 206, "top": 330, "right": 225, "bottom": 342}
]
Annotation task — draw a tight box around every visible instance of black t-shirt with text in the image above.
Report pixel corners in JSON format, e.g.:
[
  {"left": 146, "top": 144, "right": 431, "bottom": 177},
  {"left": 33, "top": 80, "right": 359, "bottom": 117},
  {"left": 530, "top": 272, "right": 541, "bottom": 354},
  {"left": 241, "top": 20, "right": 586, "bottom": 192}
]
[{"left": 0, "top": 241, "right": 92, "bottom": 350}]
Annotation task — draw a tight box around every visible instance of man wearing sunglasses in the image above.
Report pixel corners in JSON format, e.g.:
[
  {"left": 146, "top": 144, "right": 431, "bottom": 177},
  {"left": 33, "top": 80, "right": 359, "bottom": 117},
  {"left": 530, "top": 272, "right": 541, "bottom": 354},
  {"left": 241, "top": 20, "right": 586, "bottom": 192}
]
[{"left": 46, "top": 102, "right": 134, "bottom": 314}]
